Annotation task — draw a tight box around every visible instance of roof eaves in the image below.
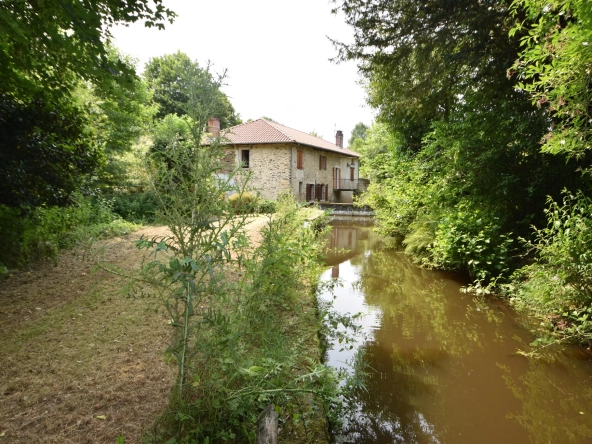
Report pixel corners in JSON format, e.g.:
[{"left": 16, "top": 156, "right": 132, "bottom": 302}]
[{"left": 295, "top": 142, "right": 360, "bottom": 157}]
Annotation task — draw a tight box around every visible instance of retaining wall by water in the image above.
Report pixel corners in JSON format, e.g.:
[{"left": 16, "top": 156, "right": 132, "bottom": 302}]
[{"left": 319, "top": 203, "right": 375, "bottom": 217}]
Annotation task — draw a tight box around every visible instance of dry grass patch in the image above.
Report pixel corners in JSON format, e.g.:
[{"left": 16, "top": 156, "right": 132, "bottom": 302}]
[
  {"left": 0, "top": 226, "right": 174, "bottom": 443},
  {"left": 0, "top": 214, "right": 327, "bottom": 443}
]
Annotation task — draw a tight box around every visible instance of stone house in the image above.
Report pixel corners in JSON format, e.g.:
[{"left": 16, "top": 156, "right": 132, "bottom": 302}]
[{"left": 209, "top": 118, "right": 364, "bottom": 203}]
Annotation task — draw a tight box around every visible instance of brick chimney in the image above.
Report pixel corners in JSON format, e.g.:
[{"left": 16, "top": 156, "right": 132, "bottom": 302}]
[
  {"left": 207, "top": 117, "right": 221, "bottom": 138},
  {"left": 336, "top": 130, "right": 343, "bottom": 148}
]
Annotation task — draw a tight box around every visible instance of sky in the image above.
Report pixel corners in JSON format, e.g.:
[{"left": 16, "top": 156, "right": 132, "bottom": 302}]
[{"left": 111, "top": 0, "right": 375, "bottom": 148}]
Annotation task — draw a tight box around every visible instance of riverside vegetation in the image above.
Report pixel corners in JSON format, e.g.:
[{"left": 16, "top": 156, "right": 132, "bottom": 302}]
[
  {"left": 106, "top": 74, "right": 347, "bottom": 442},
  {"left": 337, "top": 0, "right": 592, "bottom": 350},
  {"left": 0, "top": 36, "right": 359, "bottom": 439},
  {"left": 0, "top": 4, "right": 350, "bottom": 440}
]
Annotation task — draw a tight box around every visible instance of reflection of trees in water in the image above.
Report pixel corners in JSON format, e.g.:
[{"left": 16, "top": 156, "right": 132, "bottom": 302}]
[
  {"left": 338, "top": 341, "right": 444, "bottom": 443},
  {"left": 500, "top": 356, "right": 592, "bottom": 443},
  {"left": 337, "top": 238, "right": 489, "bottom": 443},
  {"left": 328, "top": 224, "right": 592, "bottom": 443},
  {"left": 357, "top": 246, "right": 482, "bottom": 358}
]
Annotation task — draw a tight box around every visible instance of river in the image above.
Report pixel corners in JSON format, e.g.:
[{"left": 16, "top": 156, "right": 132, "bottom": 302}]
[{"left": 319, "top": 220, "right": 592, "bottom": 444}]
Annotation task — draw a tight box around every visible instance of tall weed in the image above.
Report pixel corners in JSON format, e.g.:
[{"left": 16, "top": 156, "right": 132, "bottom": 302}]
[
  {"left": 141, "top": 193, "right": 339, "bottom": 442},
  {"left": 507, "top": 191, "right": 592, "bottom": 345}
]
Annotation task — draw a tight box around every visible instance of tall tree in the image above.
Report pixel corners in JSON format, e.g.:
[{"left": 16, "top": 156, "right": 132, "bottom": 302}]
[
  {"left": 0, "top": 0, "right": 175, "bottom": 100},
  {"left": 144, "top": 51, "right": 241, "bottom": 128},
  {"left": 78, "top": 49, "right": 158, "bottom": 192},
  {"left": 332, "top": 0, "right": 524, "bottom": 148},
  {"left": 332, "top": 0, "right": 589, "bottom": 280},
  {"left": 348, "top": 122, "right": 368, "bottom": 148},
  {"left": 0, "top": 93, "right": 102, "bottom": 207}
]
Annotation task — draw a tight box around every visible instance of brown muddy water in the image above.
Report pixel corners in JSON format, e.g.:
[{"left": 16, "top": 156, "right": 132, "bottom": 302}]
[{"left": 319, "top": 220, "right": 592, "bottom": 444}]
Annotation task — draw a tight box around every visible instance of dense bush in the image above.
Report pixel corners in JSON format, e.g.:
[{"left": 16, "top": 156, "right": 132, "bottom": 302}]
[
  {"left": 0, "top": 195, "right": 136, "bottom": 269},
  {"left": 256, "top": 199, "right": 277, "bottom": 214},
  {"left": 228, "top": 191, "right": 257, "bottom": 214},
  {"left": 429, "top": 205, "right": 514, "bottom": 282},
  {"left": 110, "top": 191, "right": 159, "bottom": 223},
  {"left": 507, "top": 192, "right": 592, "bottom": 345}
]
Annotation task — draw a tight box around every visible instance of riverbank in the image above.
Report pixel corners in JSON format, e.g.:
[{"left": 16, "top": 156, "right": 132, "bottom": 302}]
[
  {"left": 320, "top": 220, "right": 592, "bottom": 443},
  {"left": 0, "top": 211, "right": 331, "bottom": 443}
]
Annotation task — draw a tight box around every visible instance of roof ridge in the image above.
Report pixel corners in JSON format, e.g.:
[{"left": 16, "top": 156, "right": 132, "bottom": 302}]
[
  {"left": 261, "top": 119, "right": 297, "bottom": 143},
  {"left": 222, "top": 119, "right": 260, "bottom": 133},
  {"left": 266, "top": 119, "right": 335, "bottom": 146}
]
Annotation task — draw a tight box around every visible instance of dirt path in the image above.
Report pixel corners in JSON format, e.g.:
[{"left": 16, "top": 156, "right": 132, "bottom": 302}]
[{"left": 0, "top": 217, "right": 269, "bottom": 443}]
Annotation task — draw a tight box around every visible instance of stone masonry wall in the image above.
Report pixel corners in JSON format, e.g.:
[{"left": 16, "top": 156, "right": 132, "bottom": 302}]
[
  {"left": 234, "top": 144, "right": 291, "bottom": 200},
  {"left": 289, "top": 145, "right": 358, "bottom": 203},
  {"left": 227, "top": 143, "right": 359, "bottom": 202}
]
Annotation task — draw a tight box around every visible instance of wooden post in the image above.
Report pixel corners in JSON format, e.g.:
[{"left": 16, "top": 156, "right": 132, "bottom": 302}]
[{"left": 257, "top": 405, "right": 278, "bottom": 444}]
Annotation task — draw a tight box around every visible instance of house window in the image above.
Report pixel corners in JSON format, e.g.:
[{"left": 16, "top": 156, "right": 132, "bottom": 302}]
[
  {"left": 350, "top": 167, "right": 355, "bottom": 181},
  {"left": 297, "top": 150, "right": 303, "bottom": 170},
  {"left": 319, "top": 155, "right": 327, "bottom": 170},
  {"left": 299, "top": 182, "right": 303, "bottom": 195},
  {"left": 241, "top": 150, "right": 250, "bottom": 168}
]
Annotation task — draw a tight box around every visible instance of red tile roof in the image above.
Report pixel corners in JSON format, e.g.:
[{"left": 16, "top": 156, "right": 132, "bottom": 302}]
[{"left": 218, "top": 119, "right": 360, "bottom": 157}]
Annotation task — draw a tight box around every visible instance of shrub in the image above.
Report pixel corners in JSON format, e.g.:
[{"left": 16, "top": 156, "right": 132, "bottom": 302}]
[
  {"left": 110, "top": 191, "right": 159, "bottom": 223},
  {"left": 228, "top": 191, "right": 257, "bottom": 214},
  {"left": 429, "top": 204, "right": 514, "bottom": 282},
  {"left": 508, "top": 191, "right": 592, "bottom": 345},
  {"left": 256, "top": 199, "right": 277, "bottom": 214},
  {"left": 0, "top": 195, "right": 136, "bottom": 268}
]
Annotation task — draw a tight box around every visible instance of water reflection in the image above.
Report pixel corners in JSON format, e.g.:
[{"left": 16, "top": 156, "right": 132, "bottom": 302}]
[{"left": 320, "top": 221, "right": 592, "bottom": 444}]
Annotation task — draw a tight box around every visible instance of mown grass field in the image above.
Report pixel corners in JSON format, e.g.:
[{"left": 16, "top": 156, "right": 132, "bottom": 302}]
[{"left": 0, "top": 217, "right": 276, "bottom": 443}]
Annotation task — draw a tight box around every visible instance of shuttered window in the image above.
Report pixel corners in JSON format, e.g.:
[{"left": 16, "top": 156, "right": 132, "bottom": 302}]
[
  {"left": 297, "top": 150, "right": 303, "bottom": 170},
  {"left": 315, "top": 184, "right": 323, "bottom": 201},
  {"left": 319, "top": 155, "right": 327, "bottom": 170}
]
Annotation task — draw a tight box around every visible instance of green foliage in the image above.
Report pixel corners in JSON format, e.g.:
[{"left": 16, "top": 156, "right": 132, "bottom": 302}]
[
  {"left": 0, "top": 0, "right": 175, "bottom": 100},
  {"left": 173, "top": 200, "right": 337, "bottom": 442},
  {"left": 256, "top": 199, "right": 277, "bottom": 214},
  {"left": 0, "top": 195, "right": 135, "bottom": 268},
  {"left": 73, "top": 52, "right": 157, "bottom": 194},
  {"left": 110, "top": 191, "right": 159, "bottom": 223},
  {"left": 511, "top": 0, "right": 592, "bottom": 158},
  {"left": 430, "top": 205, "right": 514, "bottom": 281},
  {"left": 228, "top": 192, "right": 257, "bottom": 214},
  {"left": 355, "top": 85, "right": 584, "bottom": 279},
  {"left": 144, "top": 52, "right": 241, "bottom": 127},
  {"left": 333, "top": 0, "right": 522, "bottom": 147},
  {"left": 0, "top": 92, "right": 103, "bottom": 208},
  {"left": 348, "top": 122, "right": 368, "bottom": 148},
  {"left": 508, "top": 192, "right": 592, "bottom": 344}
]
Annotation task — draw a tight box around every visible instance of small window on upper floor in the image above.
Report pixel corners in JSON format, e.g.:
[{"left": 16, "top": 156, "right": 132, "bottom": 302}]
[
  {"left": 319, "top": 155, "right": 327, "bottom": 170},
  {"left": 241, "top": 149, "right": 250, "bottom": 168},
  {"left": 297, "top": 150, "right": 303, "bottom": 170}
]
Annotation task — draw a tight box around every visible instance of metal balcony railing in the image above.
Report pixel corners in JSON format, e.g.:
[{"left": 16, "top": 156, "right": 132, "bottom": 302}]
[{"left": 333, "top": 178, "right": 370, "bottom": 191}]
